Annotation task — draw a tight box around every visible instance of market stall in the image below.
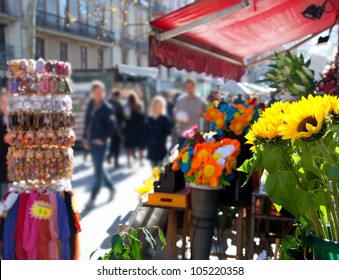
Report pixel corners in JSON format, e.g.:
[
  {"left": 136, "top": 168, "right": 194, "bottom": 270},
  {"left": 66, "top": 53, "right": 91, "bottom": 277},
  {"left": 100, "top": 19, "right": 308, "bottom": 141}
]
[
  {"left": 141, "top": 0, "right": 339, "bottom": 260},
  {"left": 149, "top": 0, "right": 336, "bottom": 78}
]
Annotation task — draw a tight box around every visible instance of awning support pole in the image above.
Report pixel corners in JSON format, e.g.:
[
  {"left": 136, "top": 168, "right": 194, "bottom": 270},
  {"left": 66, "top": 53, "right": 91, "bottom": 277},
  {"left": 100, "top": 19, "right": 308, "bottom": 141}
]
[{"left": 156, "top": 1, "right": 251, "bottom": 42}]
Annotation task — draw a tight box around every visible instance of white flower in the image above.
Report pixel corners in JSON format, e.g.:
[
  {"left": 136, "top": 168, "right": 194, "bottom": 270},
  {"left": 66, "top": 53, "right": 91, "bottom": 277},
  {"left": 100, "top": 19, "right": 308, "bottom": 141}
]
[{"left": 212, "top": 145, "right": 235, "bottom": 167}]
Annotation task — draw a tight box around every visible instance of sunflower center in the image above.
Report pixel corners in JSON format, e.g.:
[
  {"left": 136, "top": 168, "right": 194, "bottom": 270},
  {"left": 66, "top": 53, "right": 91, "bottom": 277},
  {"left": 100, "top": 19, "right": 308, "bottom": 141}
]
[
  {"left": 297, "top": 116, "right": 318, "bottom": 133},
  {"left": 204, "top": 164, "right": 215, "bottom": 177}
]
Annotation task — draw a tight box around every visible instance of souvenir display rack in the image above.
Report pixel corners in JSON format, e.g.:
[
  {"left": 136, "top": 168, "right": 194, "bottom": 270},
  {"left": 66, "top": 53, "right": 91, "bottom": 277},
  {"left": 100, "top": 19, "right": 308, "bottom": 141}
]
[{"left": 1, "top": 59, "right": 80, "bottom": 260}]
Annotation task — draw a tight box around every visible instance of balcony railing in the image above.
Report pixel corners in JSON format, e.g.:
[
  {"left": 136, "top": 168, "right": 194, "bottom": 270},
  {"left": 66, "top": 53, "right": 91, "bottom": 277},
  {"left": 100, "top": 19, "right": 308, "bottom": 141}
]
[
  {"left": 0, "top": 44, "right": 15, "bottom": 64},
  {"left": 36, "top": 10, "right": 115, "bottom": 43},
  {"left": 0, "top": 0, "right": 21, "bottom": 17},
  {"left": 136, "top": 39, "right": 148, "bottom": 52}
]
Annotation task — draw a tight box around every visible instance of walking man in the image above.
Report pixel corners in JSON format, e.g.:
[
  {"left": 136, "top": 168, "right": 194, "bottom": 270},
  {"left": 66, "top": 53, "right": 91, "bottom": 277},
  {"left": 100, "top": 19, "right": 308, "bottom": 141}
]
[
  {"left": 83, "top": 81, "right": 115, "bottom": 210},
  {"left": 174, "top": 78, "right": 206, "bottom": 148}
]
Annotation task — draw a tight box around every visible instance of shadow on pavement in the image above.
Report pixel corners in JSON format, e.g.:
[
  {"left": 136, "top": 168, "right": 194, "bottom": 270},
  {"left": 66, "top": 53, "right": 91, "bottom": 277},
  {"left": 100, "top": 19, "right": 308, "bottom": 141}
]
[{"left": 100, "top": 212, "right": 133, "bottom": 249}]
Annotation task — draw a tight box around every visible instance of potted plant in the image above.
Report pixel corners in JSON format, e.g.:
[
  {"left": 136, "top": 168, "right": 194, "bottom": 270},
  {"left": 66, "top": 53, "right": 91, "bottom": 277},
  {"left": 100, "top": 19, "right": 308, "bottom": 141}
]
[
  {"left": 239, "top": 95, "right": 339, "bottom": 259},
  {"left": 172, "top": 125, "right": 241, "bottom": 259}
]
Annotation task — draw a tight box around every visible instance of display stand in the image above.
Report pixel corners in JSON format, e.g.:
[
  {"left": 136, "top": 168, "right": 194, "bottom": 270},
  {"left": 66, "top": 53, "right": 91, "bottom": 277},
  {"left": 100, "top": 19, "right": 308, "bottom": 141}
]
[{"left": 1, "top": 59, "right": 80, "bottom": 260}]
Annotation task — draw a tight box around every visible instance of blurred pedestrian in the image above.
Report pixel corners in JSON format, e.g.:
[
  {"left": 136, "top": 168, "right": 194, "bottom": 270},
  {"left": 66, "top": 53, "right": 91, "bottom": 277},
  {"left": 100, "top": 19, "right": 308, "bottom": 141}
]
[
  {"left": 233, "top": 94, "right": 243, "bottom": 104},
  {"left": 268, "top": 93, "right": 279, "bottom": 106},
  {"left": 83, "top": 81, "right": 115, "bottom": 210},
  {"left": 143, "top": 96, "right": 172, "bottom": 168},
  {"left": 107, "top": 90, "right": 125, "bottom": 168},
  {"left": 174, "top": 78, "right": 206, "bottom": 148},
  {"left": 124, "top": 92, "right": 145, "bottom": 168},
  {"left": 0, "top": 89, "right": 9, "bottom": 199}
]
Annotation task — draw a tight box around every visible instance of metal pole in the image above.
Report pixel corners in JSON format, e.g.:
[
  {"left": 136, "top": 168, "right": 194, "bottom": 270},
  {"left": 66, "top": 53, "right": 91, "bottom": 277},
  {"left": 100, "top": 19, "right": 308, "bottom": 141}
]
[{"left": 156, "top": 1, "right": 250, "bottom": 42}]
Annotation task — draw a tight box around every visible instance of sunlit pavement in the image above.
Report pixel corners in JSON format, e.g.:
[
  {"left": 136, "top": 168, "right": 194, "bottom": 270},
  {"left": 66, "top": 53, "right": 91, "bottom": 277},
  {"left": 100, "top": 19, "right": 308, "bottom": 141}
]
[{"left": 72, "top": 150, "right": 152, "bottom": 260}]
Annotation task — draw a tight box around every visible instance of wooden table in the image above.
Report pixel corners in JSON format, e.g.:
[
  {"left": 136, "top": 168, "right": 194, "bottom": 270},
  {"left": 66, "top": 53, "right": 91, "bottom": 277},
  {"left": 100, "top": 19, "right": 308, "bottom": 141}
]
[{"left": 145, "top": 188, "right": 191, "bottom": 260}]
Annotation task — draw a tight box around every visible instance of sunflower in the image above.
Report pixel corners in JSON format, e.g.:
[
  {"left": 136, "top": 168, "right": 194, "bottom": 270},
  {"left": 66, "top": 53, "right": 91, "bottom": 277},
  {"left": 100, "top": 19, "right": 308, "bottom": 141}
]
[
  {"left": 196, "top": 158, "right": 223, "bottom": 187},
  {"left": 279, "top": 95, "right": 330, "bottom": 140},
  {"left": 245, "top": 103, "right": 288, "bottom": 147},
  {"left": 324, "top": 95, "right": 339, "bottom": 115}
]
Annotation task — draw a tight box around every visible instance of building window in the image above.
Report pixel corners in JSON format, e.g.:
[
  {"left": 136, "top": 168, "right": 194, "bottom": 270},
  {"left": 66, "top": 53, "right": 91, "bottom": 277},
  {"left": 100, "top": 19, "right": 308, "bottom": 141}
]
[
  {"left": 137, "top": 54, "right": 142, "bottom": 66},
  {"left": 60, "top": 42, "right": 68, "bottom": 61},
  {"left": 80, "top": 46, "right": 87, "bottom": 69},
  {"left": 97, "top": 49, "right": 104, "bottom": 69},
  {"left": 37, "top": 0, "right": 46, "bottom": 12},
  {"left": 36, "top": 38, "right": 45, "bottom": 59}
]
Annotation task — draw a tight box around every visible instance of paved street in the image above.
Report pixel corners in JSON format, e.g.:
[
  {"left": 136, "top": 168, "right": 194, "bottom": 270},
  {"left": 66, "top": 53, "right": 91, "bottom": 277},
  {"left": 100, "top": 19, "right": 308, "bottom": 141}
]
[{"left": 72, "top": 150, "right": 153, "bottom": 260}]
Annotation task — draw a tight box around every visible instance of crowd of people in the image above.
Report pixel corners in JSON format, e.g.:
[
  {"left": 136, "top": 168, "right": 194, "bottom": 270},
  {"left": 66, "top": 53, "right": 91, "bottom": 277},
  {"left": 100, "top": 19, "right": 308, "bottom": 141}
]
[
  {"left": 82, "top": 77, "right": 208, "bottom": 209},
  {"left": 0, "top": 76, "right": 255, "bottom": 210}
]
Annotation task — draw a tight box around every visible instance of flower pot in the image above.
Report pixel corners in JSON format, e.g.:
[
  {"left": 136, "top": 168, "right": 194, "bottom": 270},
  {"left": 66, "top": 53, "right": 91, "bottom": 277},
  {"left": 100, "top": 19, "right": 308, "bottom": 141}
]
[
  {"left": 307, "top": 233, "right": 339, "bottom": 260},
  {"left": 189, "top": 183, "right": 221, "bottom": 260}
]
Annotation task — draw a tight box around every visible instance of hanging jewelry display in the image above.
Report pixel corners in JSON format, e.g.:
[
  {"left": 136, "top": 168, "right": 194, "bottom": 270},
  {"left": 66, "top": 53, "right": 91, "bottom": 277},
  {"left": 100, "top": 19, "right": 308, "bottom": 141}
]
[{"left": 1, "top": 59, "right": 81, "bottom": 260}]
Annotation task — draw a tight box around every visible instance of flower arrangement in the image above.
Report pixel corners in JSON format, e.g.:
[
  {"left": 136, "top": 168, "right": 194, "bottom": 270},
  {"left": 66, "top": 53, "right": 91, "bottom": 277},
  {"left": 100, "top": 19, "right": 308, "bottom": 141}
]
[
  {"left": 204, "top": 99, "right": 265, "bottom": 136},
  {"left": 172, "top": 125, "right": 240, "bottom": 188},
  {"left": 240, "top": 94, "right": 339, "bottom": 242}
]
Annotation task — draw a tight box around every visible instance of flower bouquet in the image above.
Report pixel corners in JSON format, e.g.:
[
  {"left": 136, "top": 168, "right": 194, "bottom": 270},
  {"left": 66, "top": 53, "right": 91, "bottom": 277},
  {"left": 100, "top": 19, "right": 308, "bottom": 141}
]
[
  {"left": 204, "top": 100, "right": 265, "bottom": 136},
  {"left": 239, "top": 95, "right": 339, "bottom": 259},
  {"left": 172, "top": 125, "right": 241, "bottom": 188}
]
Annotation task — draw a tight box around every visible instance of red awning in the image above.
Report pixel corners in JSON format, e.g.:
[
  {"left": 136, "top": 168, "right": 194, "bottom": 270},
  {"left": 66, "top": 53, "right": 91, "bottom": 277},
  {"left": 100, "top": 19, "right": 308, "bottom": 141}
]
[{"left": 149, "top": 0, "right": 338, "bottom": 79}]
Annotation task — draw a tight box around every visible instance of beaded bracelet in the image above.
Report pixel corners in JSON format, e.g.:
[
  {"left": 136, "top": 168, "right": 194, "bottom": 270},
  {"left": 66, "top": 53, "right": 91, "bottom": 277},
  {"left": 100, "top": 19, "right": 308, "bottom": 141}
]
[
  {"left": 8, "top": 95, "right": 72, "bottom": 112},
  {"left": 8, "top": 111, "right": 75, "bottom": 130},
  {"left": 7, "top": 148, "right": 73, "bottom": 182},
  {"left": 8, "top": 77, "right": 71, "bottom": 95},
  {"left": 7, "top": 59, "right": 72, "bottom": 79},
  {"left": 5, "top": 128, "right": 76, "bottom": 149}
]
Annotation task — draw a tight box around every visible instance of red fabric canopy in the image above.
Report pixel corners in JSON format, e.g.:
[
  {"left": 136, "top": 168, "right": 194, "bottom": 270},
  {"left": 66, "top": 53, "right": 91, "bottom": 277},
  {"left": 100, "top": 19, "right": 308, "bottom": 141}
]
[{"left": 149, "top": 0, "right": 338, "bottom": 79}]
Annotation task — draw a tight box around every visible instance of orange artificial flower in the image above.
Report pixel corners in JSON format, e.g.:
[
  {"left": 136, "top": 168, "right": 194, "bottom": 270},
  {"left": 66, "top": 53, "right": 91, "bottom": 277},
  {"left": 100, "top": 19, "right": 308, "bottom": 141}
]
[
  {"left": 204, "top": 107, "right": 224, "bottom": 123},
  {"left": 230, "top": 116, "right": 247, "bottom": 135},
  {"left": 190, "top": 143, "right": 214, "bottom": 172},
  {"left": 172, "top": 146, "right": 188, "bottom": 171},
  {"left": 197, "top": 158, "right": 223, "bottom": 187},
  {"left": 226, "top": 156, "right": 237, "bottom": 175}
]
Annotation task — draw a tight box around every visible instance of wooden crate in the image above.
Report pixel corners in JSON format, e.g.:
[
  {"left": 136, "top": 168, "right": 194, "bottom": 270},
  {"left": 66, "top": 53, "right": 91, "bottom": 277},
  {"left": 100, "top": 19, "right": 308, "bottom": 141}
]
[{"left": 146, "top": 187, "right": 191, "bottom": 208}]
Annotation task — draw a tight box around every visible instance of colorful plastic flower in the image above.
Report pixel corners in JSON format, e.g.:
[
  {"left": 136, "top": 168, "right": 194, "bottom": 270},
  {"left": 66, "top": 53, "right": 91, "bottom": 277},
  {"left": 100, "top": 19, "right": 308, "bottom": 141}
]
[
  {"left": 197, "top": 158, "right": 223, "bottom": 187},
  {"left": 212, "top": 145, "right": 235, "bottom": 167},
  {"left": 188, "top": 142, "right": 215, "bottom": 175},
  {"left": 230, "top": 115, "right": 248, "bottom": 135},
  {"left": 226, "top": 156, "right": 237, "bottom": 175},
  {"left": 178, "top": 146, "right": 194, "bottom": 173},
  {"left": 182, "top": 125, "right": 198, "bottom": 138},
  {"left": 204, "top": 107, "right": 223, "bottom": 122}
]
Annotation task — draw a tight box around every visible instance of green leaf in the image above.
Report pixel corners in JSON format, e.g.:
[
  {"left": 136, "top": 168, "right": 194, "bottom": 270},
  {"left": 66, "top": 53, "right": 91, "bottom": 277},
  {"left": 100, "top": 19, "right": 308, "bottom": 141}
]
[
  {"left": 324, "top": 163, "right": 339, "bottom": 183},
  {"left": 319, "top": 205, "right": 328, "bottom": 223},
  {"left": 273, "top": 203, "right": 282, "bottom": 212},
  {"left": 262, "top": 145, "right": 283, "bottom": 173},
  {"left": 111, "top": 234, "right": 124, "bottom": 258},
  {"left": 265, "top": 170, "right": 299, "bottom": 217},
  {"left": 130, "top": 228, "right": 142, "bottom": 260},
  {"left": 237, "top": 158, "right": 256, "bottom": 187},
  {"left": 122, "top": 244, "right": 132, "bottom": 260},
  {"left": 143, "top": 228, "right": 157, "bottom": 251},
  {"left": 155, "top": 226, "right": 167, "bottom": 250},
  {"left": 89, "top": 249, "right": 97, "bottom": 260}
]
